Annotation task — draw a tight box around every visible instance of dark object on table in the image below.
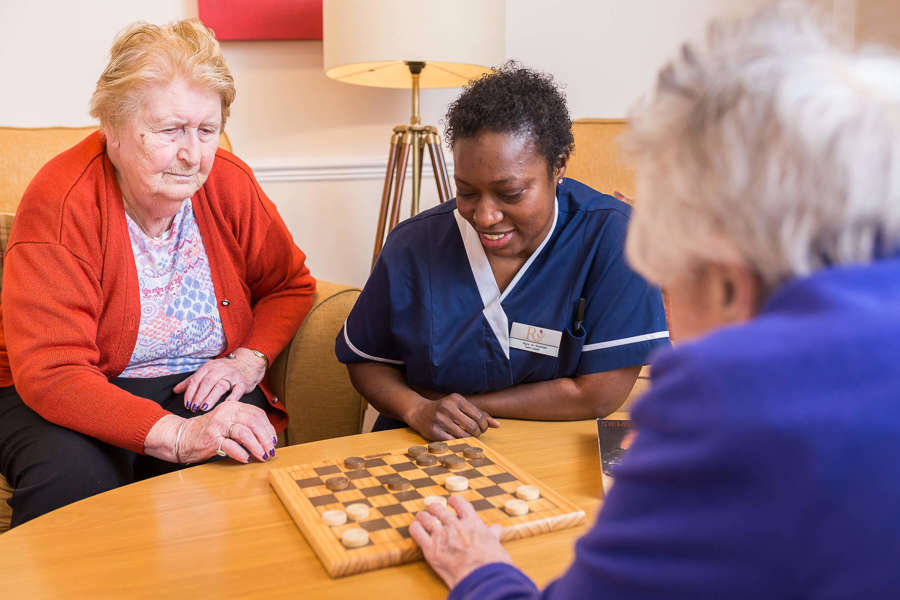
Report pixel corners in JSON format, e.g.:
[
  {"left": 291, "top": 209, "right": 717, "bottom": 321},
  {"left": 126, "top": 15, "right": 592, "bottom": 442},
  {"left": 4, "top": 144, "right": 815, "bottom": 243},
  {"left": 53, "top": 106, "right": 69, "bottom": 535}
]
[{"left": 596, "top": 418, "right": 634, "bottom": 493}]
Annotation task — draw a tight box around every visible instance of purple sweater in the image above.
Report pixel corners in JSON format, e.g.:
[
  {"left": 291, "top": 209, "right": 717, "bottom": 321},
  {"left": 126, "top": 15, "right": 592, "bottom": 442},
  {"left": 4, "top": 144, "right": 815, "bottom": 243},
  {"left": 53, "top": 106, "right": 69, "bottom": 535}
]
[{"left": 451, "top": 256, "right": 900, "bottom": 599}]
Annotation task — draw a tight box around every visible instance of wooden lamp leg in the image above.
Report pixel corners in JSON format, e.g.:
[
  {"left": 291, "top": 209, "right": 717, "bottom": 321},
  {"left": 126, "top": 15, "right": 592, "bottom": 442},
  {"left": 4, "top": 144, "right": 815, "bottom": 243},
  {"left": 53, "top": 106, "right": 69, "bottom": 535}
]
[
  {"left": 426, "top": 128, "right": 451, "bottom": 203},
  {"left": 387, "top": 131, "right": 412, "bottom": 232},
  {"left": 371, "top": 126, "right": 454, "bottom": 271},
  {"left": 372, "top": 128, "right": 404, "bottom": 268}
]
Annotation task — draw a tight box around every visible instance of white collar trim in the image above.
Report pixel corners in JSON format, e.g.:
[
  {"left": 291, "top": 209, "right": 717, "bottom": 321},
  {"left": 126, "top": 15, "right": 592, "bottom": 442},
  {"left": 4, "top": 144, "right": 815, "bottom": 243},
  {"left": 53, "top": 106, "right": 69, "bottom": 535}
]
[{"left": 453, "top": 198, "right": 559, "bottom": 359}]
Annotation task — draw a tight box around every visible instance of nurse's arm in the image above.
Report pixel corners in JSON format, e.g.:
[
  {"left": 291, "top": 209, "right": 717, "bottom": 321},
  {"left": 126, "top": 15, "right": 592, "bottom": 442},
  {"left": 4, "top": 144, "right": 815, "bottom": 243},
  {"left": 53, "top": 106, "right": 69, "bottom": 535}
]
[
  {"left": 347, "top": 361, "right": 420, "bottom": 420},
  {"left": 347, "top": 362, "right": 500, "bottom": 439},
  {"left": 466, "top": 365, "right": 641, "bottom": 420}
]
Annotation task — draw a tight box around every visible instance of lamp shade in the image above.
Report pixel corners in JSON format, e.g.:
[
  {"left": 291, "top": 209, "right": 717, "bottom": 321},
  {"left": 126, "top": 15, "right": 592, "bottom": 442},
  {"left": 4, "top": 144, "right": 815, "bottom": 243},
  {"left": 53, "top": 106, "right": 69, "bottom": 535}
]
[{"left": 323, "top": 0, "right": 505, "bottom": 88}]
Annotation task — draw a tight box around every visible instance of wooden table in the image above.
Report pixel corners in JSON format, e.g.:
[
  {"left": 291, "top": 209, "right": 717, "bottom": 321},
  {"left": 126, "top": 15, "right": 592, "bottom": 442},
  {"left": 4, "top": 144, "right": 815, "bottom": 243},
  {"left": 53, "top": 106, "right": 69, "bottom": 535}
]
[{"left": 0, "top": 416, "right": 615, "bottom": 599}]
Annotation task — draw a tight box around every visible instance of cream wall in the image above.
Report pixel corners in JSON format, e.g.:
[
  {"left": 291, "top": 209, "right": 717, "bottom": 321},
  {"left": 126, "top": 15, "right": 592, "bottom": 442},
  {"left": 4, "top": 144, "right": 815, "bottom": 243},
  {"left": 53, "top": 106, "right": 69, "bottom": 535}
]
[{"left": 2, "top": 0, "right": 775, "bottom": 287}]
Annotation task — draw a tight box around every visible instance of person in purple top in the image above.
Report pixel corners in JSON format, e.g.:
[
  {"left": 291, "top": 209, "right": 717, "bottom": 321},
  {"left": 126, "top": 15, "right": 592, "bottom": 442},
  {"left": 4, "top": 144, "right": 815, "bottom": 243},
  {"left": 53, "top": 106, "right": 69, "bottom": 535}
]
[{"left": 408, "top": 4, "right": 900, "bottom": 598}]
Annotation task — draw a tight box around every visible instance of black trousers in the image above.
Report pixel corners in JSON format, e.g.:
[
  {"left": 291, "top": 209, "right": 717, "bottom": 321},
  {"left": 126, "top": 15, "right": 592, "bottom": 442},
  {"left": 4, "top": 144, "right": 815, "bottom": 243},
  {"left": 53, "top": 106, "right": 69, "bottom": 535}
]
[{"left": 0, "top": 371, "right": 267, "bottom": 528}]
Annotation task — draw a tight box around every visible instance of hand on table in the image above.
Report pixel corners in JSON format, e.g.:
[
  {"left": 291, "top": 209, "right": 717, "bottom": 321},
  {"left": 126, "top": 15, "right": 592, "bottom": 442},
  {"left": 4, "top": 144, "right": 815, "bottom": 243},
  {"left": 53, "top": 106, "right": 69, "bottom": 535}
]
[
  {"left": 410, "top": 495, "right": 513, "bottom": 589},
  {"left": 179, "top": 400, "right": 276, "bottom": 463},
  {"left": 406, "top": 393, "right": 500, "bottom": 440},
  {"left": 144, "top": 400, "right": 276, "bottom": 464},
  {"left": 173, "top": 348, "right": 267, "bottom": 412}
]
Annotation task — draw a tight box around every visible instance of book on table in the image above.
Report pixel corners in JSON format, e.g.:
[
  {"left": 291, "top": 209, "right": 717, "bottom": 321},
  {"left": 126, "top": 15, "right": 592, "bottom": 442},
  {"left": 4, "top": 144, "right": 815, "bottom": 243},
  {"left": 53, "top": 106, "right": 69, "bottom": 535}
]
[{"left": 596, "top": 418, "right": 634, "bottom": 493}]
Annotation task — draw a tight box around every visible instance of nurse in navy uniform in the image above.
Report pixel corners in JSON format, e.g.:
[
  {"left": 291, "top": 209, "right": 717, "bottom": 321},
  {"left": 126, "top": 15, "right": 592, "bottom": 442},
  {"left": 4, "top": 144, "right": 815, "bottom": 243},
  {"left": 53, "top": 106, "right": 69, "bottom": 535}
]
[{"left": 335, "top": 63, "right": 668, "bottom": 441}]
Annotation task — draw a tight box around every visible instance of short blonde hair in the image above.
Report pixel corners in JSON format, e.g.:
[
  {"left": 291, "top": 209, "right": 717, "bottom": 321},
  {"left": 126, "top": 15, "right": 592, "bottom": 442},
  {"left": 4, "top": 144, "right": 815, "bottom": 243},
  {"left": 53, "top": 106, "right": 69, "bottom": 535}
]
[
  {"left": 622, "top": 3, "right": 900, "bottom": 292},
  {"left": 90, "top": 19, "right": 235, "bottom": 131}
]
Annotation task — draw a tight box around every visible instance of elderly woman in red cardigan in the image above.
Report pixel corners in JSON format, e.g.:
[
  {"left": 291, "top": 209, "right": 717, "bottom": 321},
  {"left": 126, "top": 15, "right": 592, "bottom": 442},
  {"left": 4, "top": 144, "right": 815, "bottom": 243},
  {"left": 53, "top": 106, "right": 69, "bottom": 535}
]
[{"left": 0, "top": 19, "right": 316, "bottom": 527}]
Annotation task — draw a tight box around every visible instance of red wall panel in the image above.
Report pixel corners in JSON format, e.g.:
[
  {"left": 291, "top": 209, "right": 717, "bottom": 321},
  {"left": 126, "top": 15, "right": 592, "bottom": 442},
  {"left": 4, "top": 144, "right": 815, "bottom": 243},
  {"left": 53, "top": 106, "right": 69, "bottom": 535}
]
[{"left": 198, "top": 0, "right": 323, "bottom": 41}]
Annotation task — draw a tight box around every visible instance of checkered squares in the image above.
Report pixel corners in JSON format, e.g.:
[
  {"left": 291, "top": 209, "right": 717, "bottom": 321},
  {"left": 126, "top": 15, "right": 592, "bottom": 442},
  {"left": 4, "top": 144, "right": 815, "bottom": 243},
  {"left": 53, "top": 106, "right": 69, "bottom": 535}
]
[{"left": 271, "top": 437, "right": 585, "bottom": 577}]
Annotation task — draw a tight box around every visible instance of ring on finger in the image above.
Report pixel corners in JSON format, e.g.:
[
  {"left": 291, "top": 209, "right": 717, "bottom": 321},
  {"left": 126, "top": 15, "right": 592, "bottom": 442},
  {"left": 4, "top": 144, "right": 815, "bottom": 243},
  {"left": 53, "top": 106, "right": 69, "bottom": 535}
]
[
  {"left": 220, "top": 378, "right": 233, "bottom": 390},
  {"left": 216, "top": 437, "right": 227, "bottom": 457},
  {"left": 226, "top": 423, "right": 236, "bottom": 439}
]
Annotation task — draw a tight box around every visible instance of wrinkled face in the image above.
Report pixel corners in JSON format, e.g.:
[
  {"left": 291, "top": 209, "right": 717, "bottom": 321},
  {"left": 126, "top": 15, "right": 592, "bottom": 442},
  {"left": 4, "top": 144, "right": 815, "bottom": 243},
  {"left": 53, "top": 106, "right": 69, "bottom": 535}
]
[
  {"left": 453, "top": 131, "right": 563, "bottom": 259},
  {"left": 106, "top": 78, "right": 221, "bottom": 220}
]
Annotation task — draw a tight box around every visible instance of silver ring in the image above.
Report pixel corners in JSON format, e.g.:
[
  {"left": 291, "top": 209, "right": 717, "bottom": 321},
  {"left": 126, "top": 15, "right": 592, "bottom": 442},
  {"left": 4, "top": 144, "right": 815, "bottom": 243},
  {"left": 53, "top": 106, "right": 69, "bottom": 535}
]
[
  {"left": 216, "top": 438, "right": 227, "bottom": 457},
  {"left": 220, "top": 378, "right": 233, "bottom": 390},
  {"left": 226, "top": 423, "right": 236, "bottom": 439}
]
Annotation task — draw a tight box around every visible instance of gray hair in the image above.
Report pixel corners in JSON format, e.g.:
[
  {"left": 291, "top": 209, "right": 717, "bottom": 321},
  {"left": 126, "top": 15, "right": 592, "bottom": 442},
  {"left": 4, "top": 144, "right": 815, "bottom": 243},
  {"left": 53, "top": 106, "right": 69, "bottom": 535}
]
[
  {"left": 622, "top": 3, "right": 900, "bottom": 292},
  {"left": 90, "top": 19, "right": 235, "bottom": 132}
]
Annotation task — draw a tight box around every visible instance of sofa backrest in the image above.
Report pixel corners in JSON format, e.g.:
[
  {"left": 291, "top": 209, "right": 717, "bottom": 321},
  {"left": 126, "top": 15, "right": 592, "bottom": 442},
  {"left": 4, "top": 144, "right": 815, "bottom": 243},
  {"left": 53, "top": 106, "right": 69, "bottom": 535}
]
[
  {"left": 565, "top": 117, "right": 673, "bottom": 360},
  {"left": 565, "top": 118, "right": 635, "bottom": 200},
  {"left": 0, "top": 126, "right": 233, "bottom": 215}
]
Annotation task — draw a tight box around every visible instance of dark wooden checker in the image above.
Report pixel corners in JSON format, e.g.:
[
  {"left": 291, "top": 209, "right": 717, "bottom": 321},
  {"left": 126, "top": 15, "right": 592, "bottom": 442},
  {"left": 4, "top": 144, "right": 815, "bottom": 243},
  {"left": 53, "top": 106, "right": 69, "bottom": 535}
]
[{"left": 268, "top": 436, "right": 586, "bottom": 577}]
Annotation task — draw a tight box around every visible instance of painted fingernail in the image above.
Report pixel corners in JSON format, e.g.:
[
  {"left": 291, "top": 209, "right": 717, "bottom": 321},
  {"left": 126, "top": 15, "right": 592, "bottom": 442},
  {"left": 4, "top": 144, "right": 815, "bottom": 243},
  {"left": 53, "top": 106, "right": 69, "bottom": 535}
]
[
  {"left": 269, "top": 448, "right": 275, "bottom": 457},
  {"left": 201, "top": 403, "right": 208, "bottom": 411},
  {"left": 272, "top": 436, "right": 277, "bottom": 445},
  {"left": 190, "top": 404, "right": 196, "bottom": 411}
]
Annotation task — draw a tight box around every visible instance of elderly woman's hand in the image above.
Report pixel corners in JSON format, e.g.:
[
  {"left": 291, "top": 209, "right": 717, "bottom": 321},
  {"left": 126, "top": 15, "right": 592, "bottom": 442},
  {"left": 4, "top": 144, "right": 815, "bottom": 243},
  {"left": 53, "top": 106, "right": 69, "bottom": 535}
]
[
  {"left": 143, "top": 400, "right": 276, "bottom": 463},
  {"left": 410, "top": 495, "right": 513, "bottom": 589},
  {"left": 180, "top": 400, "right": 275, "bottom": 463},
  {"left": 173, "top": 348, "right": 268, "bottom": 412}
]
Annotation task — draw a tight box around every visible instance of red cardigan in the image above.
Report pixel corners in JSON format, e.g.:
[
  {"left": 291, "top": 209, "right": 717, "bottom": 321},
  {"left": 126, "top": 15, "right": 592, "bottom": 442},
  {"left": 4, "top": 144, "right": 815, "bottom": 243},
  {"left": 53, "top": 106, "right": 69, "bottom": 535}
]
[{"left": 0, "top": 131, "right": 316, "bottom": 453}]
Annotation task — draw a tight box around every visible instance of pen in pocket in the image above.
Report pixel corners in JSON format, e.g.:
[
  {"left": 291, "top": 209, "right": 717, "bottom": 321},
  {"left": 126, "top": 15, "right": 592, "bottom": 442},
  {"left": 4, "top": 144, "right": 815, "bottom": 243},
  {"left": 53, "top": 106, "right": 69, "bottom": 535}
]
[{"left": 573, "top": 297, "right": 585, "bottom": 335}]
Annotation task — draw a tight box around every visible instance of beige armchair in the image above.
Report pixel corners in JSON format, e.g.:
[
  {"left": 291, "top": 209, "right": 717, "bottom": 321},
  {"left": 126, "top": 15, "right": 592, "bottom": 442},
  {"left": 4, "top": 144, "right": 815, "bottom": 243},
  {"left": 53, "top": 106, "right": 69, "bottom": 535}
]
[
  {"left": 566, "top": 118, "right": 657, "bottom": 405},
  {"left": 0, "top": 126, "right": 365, "bottom": 532}
]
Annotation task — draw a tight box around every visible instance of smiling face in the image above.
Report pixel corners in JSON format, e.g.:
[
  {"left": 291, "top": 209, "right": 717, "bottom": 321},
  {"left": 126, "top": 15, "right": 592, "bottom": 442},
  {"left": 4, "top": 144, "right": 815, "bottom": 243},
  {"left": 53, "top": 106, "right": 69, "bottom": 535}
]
[
  {"left": 453, "top": 131, "right": 564, "bottom": 260},
  {"left": 105, "top": 77, "right": 222, "bottom": 225}
]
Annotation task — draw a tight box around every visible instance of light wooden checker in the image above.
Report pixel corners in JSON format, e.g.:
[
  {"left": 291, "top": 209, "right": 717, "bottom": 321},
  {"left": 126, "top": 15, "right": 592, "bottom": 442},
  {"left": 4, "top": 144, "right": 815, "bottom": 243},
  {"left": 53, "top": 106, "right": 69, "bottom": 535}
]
[{"left": 268, "top": 437, "right": 586, "bottom": 577}]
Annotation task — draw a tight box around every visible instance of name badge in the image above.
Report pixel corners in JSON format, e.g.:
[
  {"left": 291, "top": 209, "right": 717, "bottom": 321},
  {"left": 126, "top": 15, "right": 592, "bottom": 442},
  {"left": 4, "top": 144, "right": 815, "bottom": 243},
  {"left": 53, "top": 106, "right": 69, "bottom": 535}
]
[{"left": 509, "top": 322, "right": 562, "bottom": 357}]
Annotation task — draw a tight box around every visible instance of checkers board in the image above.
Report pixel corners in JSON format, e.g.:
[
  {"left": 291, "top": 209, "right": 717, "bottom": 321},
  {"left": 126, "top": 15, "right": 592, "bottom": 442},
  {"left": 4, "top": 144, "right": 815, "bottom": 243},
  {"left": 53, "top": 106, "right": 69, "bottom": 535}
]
[{"left": 268, "top": 436, "right": 586, "bottom": 577}]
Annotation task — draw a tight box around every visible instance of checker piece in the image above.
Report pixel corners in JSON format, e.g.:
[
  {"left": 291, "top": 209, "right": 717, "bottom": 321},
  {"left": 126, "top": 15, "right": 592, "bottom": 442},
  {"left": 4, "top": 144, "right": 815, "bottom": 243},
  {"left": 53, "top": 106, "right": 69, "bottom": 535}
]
[
  {"left": 505, "top": 499, "right": 529, "bottom": 516},
  {"left": 386, "top": 476, "right": 412, "bottom": 492},
  {"left": 341, "top": 528, "right": 369, "bottom": 548},
  {"left": 346, "top": 503, "right": 371, "bottom": 521},
  {"left": 463, "top": 446, "right": 484, "bottom": 459},
  {"left": 516, "top": 485, "right": 540, "bottom": 501},
  {"left": 343, "top": 456, "right": 365, "bottom": 470},
  {"left": 427, "top": 441, "right": 449, "bottom": 454},
  {"left": 445, "top": 475, "right": 468, "bottom": 492},
  {"left": 322, "top": 509, "right": 347, "bottom": 527},
  {"left": 407, "top": 445, "right": 427, "bottom": 458},
  {"left": 440, "top": 455, "right": 465, "bottom": 470},
  {"left": 325, "top": 476, "right": 350, "bottom": 491},
  {"left": 415, "top": 453, "right": 438, "bottom": 467}
]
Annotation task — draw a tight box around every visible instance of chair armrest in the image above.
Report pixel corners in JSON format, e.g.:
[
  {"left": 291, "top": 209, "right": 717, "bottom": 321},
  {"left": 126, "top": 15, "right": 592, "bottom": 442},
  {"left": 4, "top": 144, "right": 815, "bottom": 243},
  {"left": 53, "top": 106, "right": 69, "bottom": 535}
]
[
  {"left": 0, "top": 474, "right": 11, "bottom": 532},
  {"left": 269, "top": 280, "right": 365, "bottom": 446}
]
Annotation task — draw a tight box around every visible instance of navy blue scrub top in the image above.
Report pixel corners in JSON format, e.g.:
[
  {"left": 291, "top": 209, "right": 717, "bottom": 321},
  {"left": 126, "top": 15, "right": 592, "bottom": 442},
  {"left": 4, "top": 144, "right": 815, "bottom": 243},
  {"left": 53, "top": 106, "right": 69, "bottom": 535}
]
[{"left": 335, "top": 178, "right": 669, "bottom": 395}]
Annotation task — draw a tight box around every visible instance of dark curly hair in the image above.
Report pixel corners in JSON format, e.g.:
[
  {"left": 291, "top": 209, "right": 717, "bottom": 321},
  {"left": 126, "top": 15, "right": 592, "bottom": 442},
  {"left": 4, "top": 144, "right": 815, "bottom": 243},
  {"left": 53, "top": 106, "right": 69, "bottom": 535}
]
[{"left": 444, "top": 61, "right": 574, "bottom": 176}]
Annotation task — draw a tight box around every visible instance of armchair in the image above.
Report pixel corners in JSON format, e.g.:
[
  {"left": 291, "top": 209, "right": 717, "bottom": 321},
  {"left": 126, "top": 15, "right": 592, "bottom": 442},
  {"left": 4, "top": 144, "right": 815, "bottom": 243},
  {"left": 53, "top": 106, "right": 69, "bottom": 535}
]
[{"left": 566, "top": 118, "right": 660, "bottom": 405}]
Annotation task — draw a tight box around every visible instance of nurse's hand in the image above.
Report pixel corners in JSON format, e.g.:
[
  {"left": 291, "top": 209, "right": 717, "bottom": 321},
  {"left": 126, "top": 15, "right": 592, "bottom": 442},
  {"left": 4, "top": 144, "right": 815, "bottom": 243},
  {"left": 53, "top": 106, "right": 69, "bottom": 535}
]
[
  {"left": 410, "top": 495, "right": 512, "bottom": 589},
  {"left": 406, "top": 393, "right": 500, "bottom": 440}
]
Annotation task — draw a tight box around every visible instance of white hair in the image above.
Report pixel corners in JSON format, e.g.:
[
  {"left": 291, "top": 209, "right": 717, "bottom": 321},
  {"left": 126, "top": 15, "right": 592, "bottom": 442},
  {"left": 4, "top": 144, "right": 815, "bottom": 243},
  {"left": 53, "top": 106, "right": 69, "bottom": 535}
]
[{"left": 622, "top": 3, "right": 900, "bottom": 292}]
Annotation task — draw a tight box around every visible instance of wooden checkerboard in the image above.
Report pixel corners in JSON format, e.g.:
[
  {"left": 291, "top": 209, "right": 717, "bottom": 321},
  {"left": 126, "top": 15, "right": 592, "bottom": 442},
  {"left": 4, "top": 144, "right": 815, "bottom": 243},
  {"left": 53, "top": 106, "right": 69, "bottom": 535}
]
[{"left": 269, "top": 436, "right": 586, "bottom": 577}]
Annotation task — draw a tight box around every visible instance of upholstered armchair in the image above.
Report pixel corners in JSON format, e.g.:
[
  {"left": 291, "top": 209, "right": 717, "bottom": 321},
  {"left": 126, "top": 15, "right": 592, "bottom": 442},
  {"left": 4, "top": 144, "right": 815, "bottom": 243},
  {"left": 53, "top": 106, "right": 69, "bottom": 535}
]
[{"left": 566, "top": 118, "right": 658, "bottom": 403}]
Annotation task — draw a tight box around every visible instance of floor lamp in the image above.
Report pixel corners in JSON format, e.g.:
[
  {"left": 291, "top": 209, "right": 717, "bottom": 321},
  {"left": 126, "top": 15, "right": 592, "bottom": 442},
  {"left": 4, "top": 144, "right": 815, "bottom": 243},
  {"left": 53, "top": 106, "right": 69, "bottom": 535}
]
[{"left": 323, "top": 0, "right": 505, "bottom": 268}]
